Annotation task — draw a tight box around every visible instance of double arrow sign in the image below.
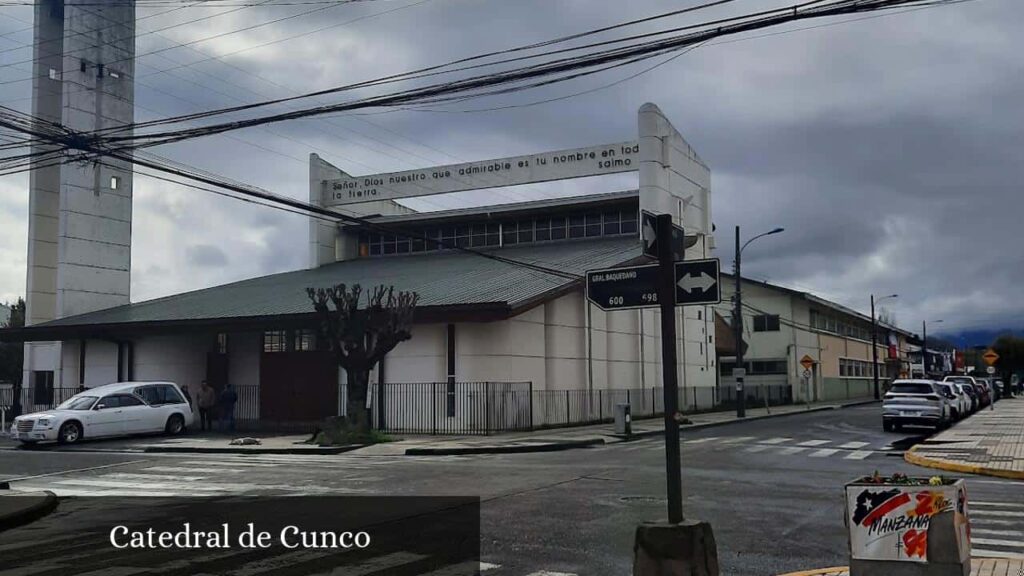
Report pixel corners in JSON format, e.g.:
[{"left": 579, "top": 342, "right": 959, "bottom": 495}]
[{"left": 587, "top": 258, "right": 721, "bottom": 311}]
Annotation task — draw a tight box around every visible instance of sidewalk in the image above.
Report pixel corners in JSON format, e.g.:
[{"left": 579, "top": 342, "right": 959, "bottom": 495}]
[
  {"left": 779, "top": 557, "right": 1024, "bottom": 575},
  {"left": 357, "top": 398, "right": 877, "bottom": 456},
  {"left": 905, "top": 396, "right": 1024, "bottom": 480}
]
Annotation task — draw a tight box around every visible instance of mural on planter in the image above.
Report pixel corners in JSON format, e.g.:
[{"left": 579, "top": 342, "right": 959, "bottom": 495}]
[{"left": 847, "top": 483, "right": 970, "bottom": 562}]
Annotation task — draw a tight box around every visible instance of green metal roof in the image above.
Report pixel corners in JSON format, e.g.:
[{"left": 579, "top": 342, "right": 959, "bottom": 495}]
[{"left": 34, "top": 237, "right": 643, "bottom": 331}]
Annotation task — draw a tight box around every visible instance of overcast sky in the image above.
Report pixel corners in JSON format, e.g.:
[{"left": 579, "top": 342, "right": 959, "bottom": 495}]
[{"left": 0, "top": 0, "right": 1018, "bottom": 338}]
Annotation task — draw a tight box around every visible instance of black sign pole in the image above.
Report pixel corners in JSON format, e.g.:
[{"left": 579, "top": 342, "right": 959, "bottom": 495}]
[{"left": 656, "top": 214, "right": 684, "bottom": 525}]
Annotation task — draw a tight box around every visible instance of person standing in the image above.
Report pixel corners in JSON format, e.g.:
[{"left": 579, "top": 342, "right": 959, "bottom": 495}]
[
  {"left": 219, "top": 384, "right": 238, "bottom": 432},
  {"left": 197, "top": 381, "right": 216, "bottom": 432}
]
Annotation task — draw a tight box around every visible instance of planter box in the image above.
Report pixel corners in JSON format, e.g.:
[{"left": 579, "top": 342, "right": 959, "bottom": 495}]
[{"left": 845, "top": 477, "right": 970, "bottom": 576}]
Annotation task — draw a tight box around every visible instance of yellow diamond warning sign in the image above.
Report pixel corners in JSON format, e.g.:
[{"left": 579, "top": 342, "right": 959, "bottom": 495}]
[
  {"left": 800, "top": 355, "right": 815, "bottom": 371},
  {"left": 982, "top": 349, "right": 999, "bottom": 366}
]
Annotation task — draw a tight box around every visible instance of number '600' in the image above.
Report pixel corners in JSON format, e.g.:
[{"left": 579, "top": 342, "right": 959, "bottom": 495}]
[{"left": 608, "top": 296, "right": 624, "bottom": 306}]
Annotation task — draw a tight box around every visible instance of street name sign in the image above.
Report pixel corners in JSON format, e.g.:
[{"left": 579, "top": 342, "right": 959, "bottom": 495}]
[
  {"left": 586, "top": 264, "right": 660, "bottom": 311},
  {"left": 673, "top": 258, "right": 721, "bottom": 306},
  {"left": 641, "top": 210, "right": 695, "bottom": 260},
  {"left": 800, "top": 355, "right": 815, "bottom": 371},
  {"left": 983, "top": 349, "right": 999, "bottom": 366},
  {"left": 586, "top": 258, "right": 721, "bottom": 310}
]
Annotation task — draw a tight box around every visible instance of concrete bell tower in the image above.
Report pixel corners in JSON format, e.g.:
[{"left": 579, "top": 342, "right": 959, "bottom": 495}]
[{"left": 24, "top": 0, "right": 135, "bottom": 389}]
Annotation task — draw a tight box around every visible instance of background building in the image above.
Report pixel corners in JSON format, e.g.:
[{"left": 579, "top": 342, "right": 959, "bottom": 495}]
[{"left": 716, "top": 275, "right": 913, "bottom": 404}]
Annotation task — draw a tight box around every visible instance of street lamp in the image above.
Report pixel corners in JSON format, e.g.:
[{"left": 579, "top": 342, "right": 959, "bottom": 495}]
[
  {"left": 734, "top": 225, "right": 785, "bottom": 418},
  {"left": 922, "top": 319, "right": 943, "bottom": 377},
  {"left": 871, "top": 294, "right": 898, "bottom": 400}
]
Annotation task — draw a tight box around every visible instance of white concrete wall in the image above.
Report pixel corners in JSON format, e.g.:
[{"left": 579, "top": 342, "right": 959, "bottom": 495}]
[
  {"left": 133, "top": 335, "right": 208, "bottom": 400},
  {"left": 382, "top": 323, "right": 447, "bottom": 382}
]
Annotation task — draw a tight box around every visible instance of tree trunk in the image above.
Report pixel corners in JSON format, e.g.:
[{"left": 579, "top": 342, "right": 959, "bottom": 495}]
[{"left": 346, "top": 369, "right": 372, "bottom": 433}]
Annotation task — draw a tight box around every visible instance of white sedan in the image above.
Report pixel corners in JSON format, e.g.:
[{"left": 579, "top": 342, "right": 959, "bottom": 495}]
[{"left": 10, "top": 381, "right": 195, "bottom": 445}]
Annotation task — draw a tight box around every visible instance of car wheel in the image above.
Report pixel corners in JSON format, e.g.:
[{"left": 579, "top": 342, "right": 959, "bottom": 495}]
[
  {"left": 165, "top": 414, "right": 185, "bottom": 436},
  {"left": 58, "top": 421, "right": 82, "bottom": 444}
]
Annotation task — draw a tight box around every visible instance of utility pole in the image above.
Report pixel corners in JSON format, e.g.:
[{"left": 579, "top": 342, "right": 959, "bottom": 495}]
[
  {"left": 656, "top": 214, "right": 683, "bottom": 524},
  {"left": 922, "top": 320, "right": 927, "bottom": 377},
  {"left": 733, "top": 226, "right": 744, "bottom": 418}
]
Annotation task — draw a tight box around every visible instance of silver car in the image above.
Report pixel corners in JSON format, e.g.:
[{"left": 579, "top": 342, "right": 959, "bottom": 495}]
[{"left": 882, "top": 379, "right": 948, "bottom": 432}]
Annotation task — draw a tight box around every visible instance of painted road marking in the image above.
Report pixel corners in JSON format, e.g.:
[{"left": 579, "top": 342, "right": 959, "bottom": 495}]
[
  {"left": 11, "top": 485, "right": 178, "bottom": 497},
  {"left": 971, "top": 501, "right": 1024, "bottom": 509},
  {"left": 759, "top": 437, "right": 792, "bottom": 445},
  {"left": 719, "top": 436, "right": 755, "bottom": 444},
  {"left": 837, "top": 441, "right": 870, "bottom": 449},
  {"left": 971, "top": 510, "right": 1024, "bottom": 518},
  {"left": 51, "top": 478, "right": 253, "bottom": 491},
  {"left": 779, "top": 447, "right": 808, "bottom": 455},
  {"left": 969, "top": 549, "right": 1024, "bottom": 559},
  {"left": 972, "top": 528, "right": 1024, "bottom": 537},
  {"left": 745, "top": 445, "right": 772, "bottom": 453},
  {"left": 143, "top": 466, "right": 249, "bottom": 474},
  {"left": 971, "top": 537, "right": 1024, "bottom": 548},
  {"left": 417, "top": 561, "right": 504, "bottom": 576},
  {"left": 809, "top": 449, "right": 840, "bottom": 458},
  {"left": 524, "top": 572, "right": 579, "bottom": 576},
  {"left": 103, "top": 472, "right": 208, "bottom": 482},
  {"left": 844, "top": 450, "right": 874, "bottom": 460},
  {"left": 795, "top": 440, "right": 831, "bottom": 447},
  {"left": 684, "top": 437, "right": 720, "bottom": 444}
]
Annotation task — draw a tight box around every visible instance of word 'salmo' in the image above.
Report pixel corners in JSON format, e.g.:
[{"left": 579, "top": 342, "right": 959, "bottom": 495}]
[{"left": 109, "top": 523, "right": 372, "bottom": 550}]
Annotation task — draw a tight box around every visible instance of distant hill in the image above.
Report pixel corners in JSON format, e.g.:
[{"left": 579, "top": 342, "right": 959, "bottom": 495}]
[{"left": 937, "top": 328, "right": 1022, "bottom": 348}]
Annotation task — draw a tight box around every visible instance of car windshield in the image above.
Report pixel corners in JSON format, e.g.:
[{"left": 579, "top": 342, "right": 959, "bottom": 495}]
[
  {"left": 945, "top": 377, "right": 970, "bottom": 384},
  {"left": 56, "top": 396, "right": 98, "bottom": 410},
  {"left": 889, "top": 383, "right": 934, "bottom": 395}
]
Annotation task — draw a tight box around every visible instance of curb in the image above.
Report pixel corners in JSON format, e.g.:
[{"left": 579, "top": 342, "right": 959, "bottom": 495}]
[
  {"left": 904, "top": 445, "right": 1024, "bottom": 481},
  {"left": 143, "top": 444, "right": 366, "bottom": 455},
  {"left": 615, "top": 405, "right": 843, "bottom": 441},
  {"left": 0, "top": 491, "right": 59, "bottom": 533},
  {"left": 404, "top": 437, "right": 605, "bottom": 456}
]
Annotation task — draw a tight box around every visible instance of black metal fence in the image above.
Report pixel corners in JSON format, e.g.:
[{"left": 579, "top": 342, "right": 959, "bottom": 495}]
[
  {"left": 716, "top": 383, "right": 793, "bottom": 408},
  {"left": 371, "top": 381, "right": 533, "bottom": 435},
  {"left": 0, "top": 386, "right": 82, "bottom": 412}
]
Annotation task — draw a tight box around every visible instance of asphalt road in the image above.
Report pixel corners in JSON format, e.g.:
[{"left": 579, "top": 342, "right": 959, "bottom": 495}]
[{"left": 2, "top": 404, "right": 1022, "bottom": 576}]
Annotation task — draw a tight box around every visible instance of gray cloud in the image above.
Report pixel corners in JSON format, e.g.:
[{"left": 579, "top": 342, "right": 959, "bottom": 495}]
[
  {"left": 185, "top": 244, "right": 230, "bottom": 268},
  {"left": 0, "top": 0, "right": 1020, "bottom": 339}
]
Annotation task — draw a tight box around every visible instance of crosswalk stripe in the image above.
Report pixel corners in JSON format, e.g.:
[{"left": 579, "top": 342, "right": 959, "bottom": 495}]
[
  {"left": 759, "top": 437, "right": 791, "bottom": 445},
  {"left": 971, "top": 537, "right": 1024, "bottom": 548},
  {"left": 222, "top": 549, "right": 340, "bottom": 576},
  {"left": 970, "top": 548, "right": 1024, "bottom": 559},
  {"left": 837, "top": 441, "right": 870, "bottom": 449},
  {"left": 416, "top": 561, "right": 500, "bottom": 576},
  {"left": 973, "top": 528, "right": 1024, "bottom": 537},
  {"left": 144, "top": 466, "right": 249, "bottom": 474},
  {"left": 971, "top": 518, "right": 1020, "bottom": 526},
  {"left": 720, "top": 436, "right": 755, "bottom": 444},
  {"left": 178, "top": 460, "right": 282, "bottom": 468},
  {"left": 307, "top": 552, "right": 427, "bottom": 576},
  {"left": 796, "top": 440, "right": 831, "bottom": 447},
  {"left": 684, "top": 437, "right": 719, "bottom": 444},
  {"left": 971, "top": 510, "right": 1024, "bottom": 518},
  {"left": 971, "top": 501, "right": 1024, "bottom": 509},
  {"left": 524, "top": 572, "right": 578, "bottom": 576},
  {"left": 13, "top": 485, "right": 179, "bottom": 497},
  {"left": 809, "top": 449, "right": 839, "bottom": 458},
  {"left": 745, "top": 445, "right": 771, "bottom": 453},
  {"left": 844, "top": 450, "right": 873, "bottom": 460},
  {"left": 779, "top": 447, "right": 807, "bottom": 455},
  {"left": 103, "top": 473, "right": 208, "bottom": 482},
  {"left": 52, "top": 479, "right": 252, "bottom": 491}
]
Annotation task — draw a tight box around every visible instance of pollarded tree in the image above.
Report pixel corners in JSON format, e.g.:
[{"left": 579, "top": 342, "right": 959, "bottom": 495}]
[{"left": 307, "top": 284, "right": 418, "bottom": 433}]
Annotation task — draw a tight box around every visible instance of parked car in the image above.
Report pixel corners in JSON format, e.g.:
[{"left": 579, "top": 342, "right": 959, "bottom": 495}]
[
  {"left": 942, "top": 375, "right": 980, "bottom": 413},
  {"left": 882, "top": 379, "right": 949, "bottom": 432},
  {"left": 936, "top": 382, "right": 968, "bottom": 420},
  {"left": 956, "top": 382, "right": 978, "bottom": 413},
  {"left": 9, "top": 381, "right": 194, "bottom": 445}
]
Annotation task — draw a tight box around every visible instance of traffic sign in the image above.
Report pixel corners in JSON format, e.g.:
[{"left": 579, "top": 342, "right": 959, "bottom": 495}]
[
  {"left": 674, "top": 258, "right": 721, "bottom": 306},
  {"left": 641, "top": 211, "right": 695, "bottom": 260},
  {"left": 986, "top": 366, "right": 996, "bottom": 374},
  {"left": 983, "top": 349, "right": 999, "bottom": 366},
  {"left": 586, "top": 264, "right": 660, "bottom": 311},
  {"left": 800, "top": 355, "right": 815, "bottom": 371}
]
